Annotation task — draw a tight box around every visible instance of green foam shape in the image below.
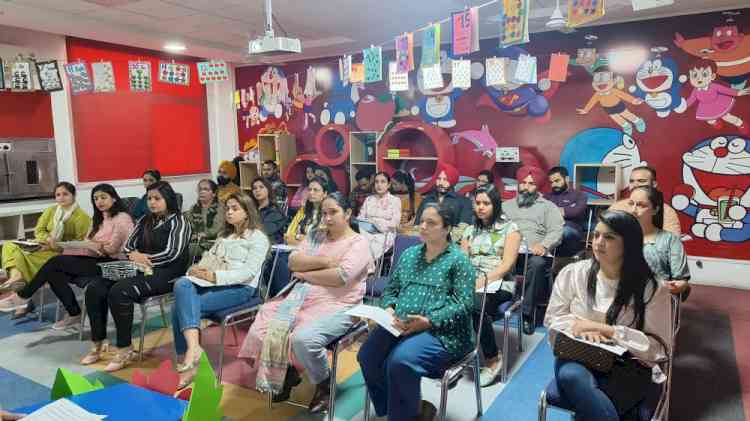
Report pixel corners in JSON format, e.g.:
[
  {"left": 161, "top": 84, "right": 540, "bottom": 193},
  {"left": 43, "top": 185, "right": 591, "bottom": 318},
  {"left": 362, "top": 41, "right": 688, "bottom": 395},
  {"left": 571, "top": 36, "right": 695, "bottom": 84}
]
[
  {"left": 50, "top": 368, "right": 99, "bottom": 400},
  {"left": 183, "top": 352, "right": 223, "bottom": 421}
]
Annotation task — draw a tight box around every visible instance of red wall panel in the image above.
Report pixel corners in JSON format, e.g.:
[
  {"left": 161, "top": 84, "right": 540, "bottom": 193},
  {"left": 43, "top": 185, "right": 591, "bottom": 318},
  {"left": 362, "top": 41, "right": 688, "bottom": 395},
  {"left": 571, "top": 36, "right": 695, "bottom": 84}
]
[
  {"left": 66, "top": 37, "right": 209, "bottom": 182},
  {"left": 0, "top": 92, "right": 54, "bottom": 138}
]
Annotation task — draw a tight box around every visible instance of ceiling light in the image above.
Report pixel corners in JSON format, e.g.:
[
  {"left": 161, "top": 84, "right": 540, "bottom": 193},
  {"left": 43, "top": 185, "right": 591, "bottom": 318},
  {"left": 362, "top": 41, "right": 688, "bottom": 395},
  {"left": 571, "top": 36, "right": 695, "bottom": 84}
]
[{"left": 164, "top": 42, "right": 186, "bottom": 53}]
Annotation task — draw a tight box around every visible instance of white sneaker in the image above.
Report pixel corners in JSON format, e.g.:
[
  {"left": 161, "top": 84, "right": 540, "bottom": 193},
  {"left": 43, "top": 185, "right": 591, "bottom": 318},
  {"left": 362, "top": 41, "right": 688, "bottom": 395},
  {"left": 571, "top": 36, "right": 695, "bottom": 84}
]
[
  {"left": 52, "top": 314, "right": 82, "bottom": 330},
  {"left": 0, "top": 293, "right": 29, "bottom": 312}
]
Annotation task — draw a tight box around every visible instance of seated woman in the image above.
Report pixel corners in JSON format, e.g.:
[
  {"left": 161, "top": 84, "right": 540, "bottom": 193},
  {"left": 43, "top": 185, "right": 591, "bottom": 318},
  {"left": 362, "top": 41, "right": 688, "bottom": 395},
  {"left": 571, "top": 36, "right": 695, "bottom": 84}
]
[
  {"left": 238, "top": 193, "right": 373, "bottom": 413},
  {"left": 544, "top": 210, "right": 672, "bottom": 421},
  {"left": 314, "top": 165, "right": 339, "bottom": 193},
  {"left": 0, "top": 182, "right": 91, "bottom": 317},
  {"left": 460, "top": 187, "right": 520, "bottom": 387},
  {"left": 391, "top": 170, "right": 422, "bottom": 233},
  {"left": 80, "top": 181, "right": 191, "bottom": 372},
  {"left": 284, "top": 176, "right": 329, "bottom": 246},
  {"left": 289, "top": 163, "right": 318, "bottom": 215},
  {"left": 627, "top": 186, "right": 690, "bottom": 297},
  {"left": 172, "top": 192, "right": 270, "bottom": 388},
  {"left": 132, "top": 169, "right": 161, "bottom": 220},
  {"left": 251, "top": 177, "right": 287, "bottom": 244},
  {"left": 185, "top": 179, "right": 224, "bottom": 262},
  {"left": 358, "top": 202, "right": 475, "bottom": 421},
  {"left": 357, "top": 172, "right": 401, "bottom": 259},
  {"left": 0, "top": 184, "right": 134, "bottom": 328}
]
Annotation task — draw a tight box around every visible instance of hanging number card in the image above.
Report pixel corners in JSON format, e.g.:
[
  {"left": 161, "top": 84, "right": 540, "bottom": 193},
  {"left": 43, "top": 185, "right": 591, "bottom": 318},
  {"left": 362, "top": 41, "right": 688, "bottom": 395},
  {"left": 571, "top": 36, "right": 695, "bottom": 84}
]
[
  {"left": 500, "top": 0, "right": 530, "bottom": 47},
  {"left": 197, "top": 60, "right": 229, "bottom": 84},
  {"left": 129, "top": 61, "right": 152, "bottom": 92},
  {"left": 11, "top": 61, "right": 33, "bottom": 91},
  {"left": 92, "top": 61, "right": 116, "bottom": 92},
  {"left": 389, "top": 61, "right": 409, "bottom": 92},
  {"left": 159, "top": 61, "right": 190, "bottom": 86},
  {"left": 421, "top": 63, "right": 444, "bottom": 90},
  {"left": 64, "top": 61, "right": 94, "bottom": 94},
  {"left": 363, "top": 46, "right": 383, "bottom": 83},
  {"left": 567, "top": 0, "right": 606, "bottom": 28},
  {"left": 485, "top": 57, "right": 508, "bottom": 86},
  {"left": 452, "top": 9, "right": 473, "bottom": 56},
  {"left": 36, "top": 60, "right": 63, "bottom": 92},
  {"left": 452, "top": 59, "right": 471, "bottom": 88}
]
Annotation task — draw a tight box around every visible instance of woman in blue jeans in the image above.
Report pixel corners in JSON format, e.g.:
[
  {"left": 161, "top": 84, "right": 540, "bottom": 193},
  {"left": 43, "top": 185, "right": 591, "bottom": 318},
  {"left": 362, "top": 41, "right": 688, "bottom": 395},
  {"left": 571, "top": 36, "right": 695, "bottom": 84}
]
[
  {"left": 544, "top": 211, "right": 672, "bottom": 420},
  {"left": 171, "top": 192, "right": 270, "bottom": 388}
]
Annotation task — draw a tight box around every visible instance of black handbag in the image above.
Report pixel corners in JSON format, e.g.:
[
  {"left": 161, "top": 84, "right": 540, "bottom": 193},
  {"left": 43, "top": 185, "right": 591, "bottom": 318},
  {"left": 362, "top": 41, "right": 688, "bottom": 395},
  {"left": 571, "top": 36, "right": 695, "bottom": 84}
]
[{"left": 552, "top": 331, "right": 615, "bottom": 373}]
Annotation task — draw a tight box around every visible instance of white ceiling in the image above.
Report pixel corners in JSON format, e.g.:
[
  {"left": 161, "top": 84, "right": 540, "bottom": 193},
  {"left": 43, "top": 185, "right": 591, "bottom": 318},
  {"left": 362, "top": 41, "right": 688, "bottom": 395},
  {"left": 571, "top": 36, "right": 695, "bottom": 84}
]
[{"left": 0, "top": 0, "right": 747, "bottom": 64}]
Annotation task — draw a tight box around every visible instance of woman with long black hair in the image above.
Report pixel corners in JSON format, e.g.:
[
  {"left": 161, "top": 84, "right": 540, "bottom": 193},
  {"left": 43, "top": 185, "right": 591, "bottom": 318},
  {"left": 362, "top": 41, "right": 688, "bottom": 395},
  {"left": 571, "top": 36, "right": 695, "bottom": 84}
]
[
  {"left": 81, "top": 181, "right": 191, "bottom": 372},
  {"left": 544, "top": 210, "right": 671, "bottom": 420},
  {"left": 390, "top": 170, "right": 422, "bottom": 232},
  {"left": 284, "top": 177, "right": 329, "bottom": 246}
]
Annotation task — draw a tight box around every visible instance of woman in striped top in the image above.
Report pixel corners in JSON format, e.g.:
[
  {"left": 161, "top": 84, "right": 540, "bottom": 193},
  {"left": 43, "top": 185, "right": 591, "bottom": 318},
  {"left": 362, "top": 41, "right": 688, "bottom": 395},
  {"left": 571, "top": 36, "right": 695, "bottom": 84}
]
[{"left": 81, "top": 181, "right": 191, "bottom": 372}]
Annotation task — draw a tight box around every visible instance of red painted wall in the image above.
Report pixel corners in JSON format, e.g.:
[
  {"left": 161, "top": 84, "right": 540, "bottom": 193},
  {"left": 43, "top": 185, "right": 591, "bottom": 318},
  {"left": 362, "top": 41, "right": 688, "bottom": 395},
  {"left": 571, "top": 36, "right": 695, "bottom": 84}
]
[
  {"left": 237, "top": 10, "right": 750, "bottom": 260},
  {"left": 66, "top": 37, "right": 209, "bottom": 182},
  {"left": 0, "top": 92, "right": 53, "bottom": 138}
]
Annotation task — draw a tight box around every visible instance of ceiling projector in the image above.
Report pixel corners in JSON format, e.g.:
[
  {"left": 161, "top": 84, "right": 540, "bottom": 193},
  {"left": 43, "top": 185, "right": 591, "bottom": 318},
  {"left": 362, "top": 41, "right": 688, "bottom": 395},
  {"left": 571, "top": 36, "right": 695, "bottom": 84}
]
[{"left": 248, "top": 0, "right": 301, "bottom": 56}]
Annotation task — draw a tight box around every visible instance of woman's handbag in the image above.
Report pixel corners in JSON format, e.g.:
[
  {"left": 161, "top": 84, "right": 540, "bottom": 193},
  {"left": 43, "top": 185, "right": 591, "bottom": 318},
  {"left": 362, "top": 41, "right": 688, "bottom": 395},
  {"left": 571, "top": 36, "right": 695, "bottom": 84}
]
[
  {"left": 196, "top": 251, "right": 228, "bottom": 272},
  {"left": 552, "top": 331, "right": 616, "bottom": 373}
]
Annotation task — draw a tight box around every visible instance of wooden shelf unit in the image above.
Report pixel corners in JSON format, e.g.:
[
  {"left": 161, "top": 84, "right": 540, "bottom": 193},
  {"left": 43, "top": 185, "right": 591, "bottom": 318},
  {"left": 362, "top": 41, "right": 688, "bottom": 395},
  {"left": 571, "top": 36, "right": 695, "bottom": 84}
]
[
  {"left": 239, "top": 133, "right": 296, "bottom": 190},
  {"left": 573, "top": 163, "right": 623, "bottom": 206},
  {"left": 383, "top": 157, "right": 438, "bottom": 161},
  {"left": 349, "top": 131, "right": 380, "bottom": 191},
  {"left": 0, "top": 201, "right": 51, "bottom": 243}
]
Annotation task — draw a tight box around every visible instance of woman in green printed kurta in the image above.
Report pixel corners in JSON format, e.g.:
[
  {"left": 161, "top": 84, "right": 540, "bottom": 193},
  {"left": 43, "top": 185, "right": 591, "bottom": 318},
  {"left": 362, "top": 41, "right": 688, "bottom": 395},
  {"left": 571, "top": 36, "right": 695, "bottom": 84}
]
[
  {"left": 184, "top": 179, "right": 224, "bottom": 262},
  {"left": 357, "top": 202, "right": 475, "bottom": 421},
  {"left": 0, "top": 183, "right": 91, "bottom": 312}
]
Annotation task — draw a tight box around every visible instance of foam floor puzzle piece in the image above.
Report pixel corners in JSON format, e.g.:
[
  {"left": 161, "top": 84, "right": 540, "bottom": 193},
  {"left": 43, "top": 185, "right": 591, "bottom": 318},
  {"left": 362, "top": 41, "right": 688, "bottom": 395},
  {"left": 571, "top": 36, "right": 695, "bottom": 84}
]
[
  {"left": 50, "top": 368, "right": 99, "bottom": 400},
  {"left": 183, "top": 352, "right": 223, "bottom": 421},
  {"left": 131, "top": 359, "right": 179, "bottom": 396}
]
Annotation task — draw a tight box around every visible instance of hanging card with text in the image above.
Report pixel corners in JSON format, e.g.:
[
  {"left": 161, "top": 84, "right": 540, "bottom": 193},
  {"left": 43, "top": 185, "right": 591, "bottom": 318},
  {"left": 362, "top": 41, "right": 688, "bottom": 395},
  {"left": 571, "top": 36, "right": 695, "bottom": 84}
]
[
  {"left": 499, "top": 0, "right": 530, "bottom": 47},
  {"left": 549, "top": 53, "right": 570, "bottom": 82},
  {"left": 567, "top": 0, "right": 606, "bottom": 28},
  {"left": 64, "top": 61, "right": 94, "bottom": 94},
  {"left": 197, "top": 60, "right": 229, "bottom": 84},
  {"left": 421, "top": 23, "right": 441, "bottom": 67},
  {"left": 485, "top": 57, "right": 508, "bottom": 86},
  {"left": 452, "top": 59, "right": 471, "bottom": 88},
  {"left": 421, "top": 63, "right": 444, "bottom": 90},
  {"left": 363, "top": 46, "right": 383, "bottom": 83},
  {"left": 350, "top": 63, "right": 365, "bottom": 83},
  {"left": 452, "top": 9, "right": 473, "bottom": 56},
  {"left": 129, "top": 60, "right": 152, "bottom": 92},
  {"left": 36, "top": 60, "right": 63, "bottom": 92},
  {"left": 389, "top": 61, "right": 409, "bottom": 92},
  {"left": 91, "top": 61, "right": 116, "bottom": 92}
]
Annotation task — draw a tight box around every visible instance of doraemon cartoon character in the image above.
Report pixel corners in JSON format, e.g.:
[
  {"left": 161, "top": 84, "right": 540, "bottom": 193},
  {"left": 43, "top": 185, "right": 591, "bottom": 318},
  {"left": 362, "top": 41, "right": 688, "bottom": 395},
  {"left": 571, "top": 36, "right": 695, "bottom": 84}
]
[
  {"left": 256, "top": 66, "right": 290, "bottom": 121},
  {"left": 415, "top": 73, "right": 464, "bottom": 128},
  {"left": 629, "top": 52, "right": 687, "bottom": 118},
  {"left": 320, "top": 72, "right": 360, "bottom": 125},
  {"left": 671, "top": 135, "right": 750, "bottom": 243},
  {"left": 559, "top": 128, "right": 646, "bottom": 200}
]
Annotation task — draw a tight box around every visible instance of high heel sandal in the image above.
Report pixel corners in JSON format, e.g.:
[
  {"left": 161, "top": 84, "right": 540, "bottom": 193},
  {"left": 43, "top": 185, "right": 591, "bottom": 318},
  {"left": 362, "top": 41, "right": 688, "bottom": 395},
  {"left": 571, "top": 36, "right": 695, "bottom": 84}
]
[{"left": 176, "top": 350, "right": 203, "bottom": 373}]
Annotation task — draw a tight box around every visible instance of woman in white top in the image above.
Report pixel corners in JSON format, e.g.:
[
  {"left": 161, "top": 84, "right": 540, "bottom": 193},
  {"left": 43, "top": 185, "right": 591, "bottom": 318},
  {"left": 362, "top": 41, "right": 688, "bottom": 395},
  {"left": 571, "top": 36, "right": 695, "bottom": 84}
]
[
  {"left": 544, "top": 210, "right": 671, "bottom": 420},
  {"left": 357, "top": 172, "right": 401, "bottom": 259},
  {"left": 171, "top": 191, "right": 270, "bottom": 388}
]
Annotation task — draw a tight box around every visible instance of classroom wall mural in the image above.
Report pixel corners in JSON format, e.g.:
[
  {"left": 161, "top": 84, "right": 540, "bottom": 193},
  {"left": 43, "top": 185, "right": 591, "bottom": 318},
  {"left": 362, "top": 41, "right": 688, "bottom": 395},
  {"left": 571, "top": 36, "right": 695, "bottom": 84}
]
[{"left": 236, "top": 8, "right": 750, "bottom": 260}]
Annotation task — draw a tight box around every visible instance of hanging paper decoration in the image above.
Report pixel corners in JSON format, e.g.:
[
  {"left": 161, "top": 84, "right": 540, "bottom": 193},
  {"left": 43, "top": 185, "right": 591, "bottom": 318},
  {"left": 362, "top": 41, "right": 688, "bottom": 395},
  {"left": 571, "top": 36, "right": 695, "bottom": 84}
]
[
  {"left": 350, "top": 63, "right": 365, "bottom": 83},
  {"left": 91, "top": 61, "right": 116, "bottom": 92},
  {"left": 421, "top": 23, "right": 441, "bottom": 67},
  {"left": 470, "top": 7, "right": 480, "bottom": 53},
  {"left": 389, "top": 62, "right": 409, "bottom": 92},
  {"left": 159, "top": 61, "right": 190, "bottom": 86},
  {"left": 549, "top": 53, "right": 570, "bottom": 82},
  {"left": 452, "top": 9, "right": 473, "bottom": 56},
  {"left": 0, "top": 58, "right": 4, "bottom": 90},
  {"left": 363, "top": 46, "right": 383, "bottom": 83},
  {"left": 421, "top": 63, "right": 444, "bottom": 90},
  {"left": 35, "top": 60, "right": 63, "bottom": 92},
  {"left": 197, "top": 60, "right": 229, "bottom": 84},
  {"left": 396, "top": 34, "right": 412, "bottom": 73},
  {"left": 567, "top": 0, "right": 606, "bottom": 28},
  {"left": 514, "top": 54, "right": 537, "bottom": 84},
  {"left": 452, "top": 59, "right": 471, "bottom": 88},
  {"left": 499, "top": 0, "right": 530, "bottom": 47},
  {"left": 64, "top": 61, "right": 93, "bottom": 94},
  {"left": 129, "top": 61, "right": 152, "bottom": 92},
  {"left": 485, "top": 57, "right": 508, "bottom": 86},
  {"left": 11, "top": 60, "right": 33, "bottom": 91}
]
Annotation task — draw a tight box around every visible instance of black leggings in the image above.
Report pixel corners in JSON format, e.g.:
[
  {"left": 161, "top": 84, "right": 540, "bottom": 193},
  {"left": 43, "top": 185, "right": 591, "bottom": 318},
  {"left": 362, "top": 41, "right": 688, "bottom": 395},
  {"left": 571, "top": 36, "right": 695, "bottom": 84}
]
[
  {"left": 17, "top": 255, "right": 113, "bottom": 317},
  {"left": 473, "top": 290, "right": 513, "bottom": 360},
  {"left": 85, "top": 266, "right": 180, "bottom": 348}
]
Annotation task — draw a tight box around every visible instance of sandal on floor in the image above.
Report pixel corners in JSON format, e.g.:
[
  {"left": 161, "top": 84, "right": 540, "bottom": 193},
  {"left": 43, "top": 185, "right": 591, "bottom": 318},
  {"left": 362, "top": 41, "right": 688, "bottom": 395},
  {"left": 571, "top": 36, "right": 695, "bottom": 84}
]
[
  {"left": 104, "top": 349, "right": 137, "bottom": 372},
  {"left": 176, "top": 349, "right": 203, "bottom": 373},
  {"left": 81, "top": 344, "right": 106, "bottom": 365},
  {"left": 9, "top": 300, "right": 35, "bottom": 320}
]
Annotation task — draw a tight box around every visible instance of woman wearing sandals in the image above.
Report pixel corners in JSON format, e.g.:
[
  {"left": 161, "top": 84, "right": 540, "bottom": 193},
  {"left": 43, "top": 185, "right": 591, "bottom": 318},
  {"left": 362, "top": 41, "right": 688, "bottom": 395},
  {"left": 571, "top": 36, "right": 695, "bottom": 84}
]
[
  {"left": 171, "top": 192, "right": 270, "bottom": 388},
  {"left": 80, "top": 181, "right": 191, "bottom": 372},
  {"left": 0, "top": 184, "right": 134, "bottom": 329},
  {"left": 0, "top": 182, "right": 91, "bottom": 318}
]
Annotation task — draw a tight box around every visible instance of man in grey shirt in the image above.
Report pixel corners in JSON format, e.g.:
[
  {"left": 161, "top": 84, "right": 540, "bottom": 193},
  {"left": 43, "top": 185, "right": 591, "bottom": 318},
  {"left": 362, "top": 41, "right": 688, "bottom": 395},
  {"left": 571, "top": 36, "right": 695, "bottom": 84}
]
[{"left": 503, "top": 166, "right": 564, "bottom": 334}]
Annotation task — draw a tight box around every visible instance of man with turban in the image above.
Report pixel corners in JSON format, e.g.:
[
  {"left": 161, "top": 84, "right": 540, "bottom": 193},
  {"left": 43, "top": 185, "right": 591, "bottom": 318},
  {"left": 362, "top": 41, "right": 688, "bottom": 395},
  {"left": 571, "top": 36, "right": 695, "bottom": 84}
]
[
  {"left": 217, "top": 160, "right": 241, "bottom": 203},
  {"left": 502, "top": 165, "right": 564, "bottom": 334},
  {"left": 414, "top": 164, "right": 473, "bottom": 226}
]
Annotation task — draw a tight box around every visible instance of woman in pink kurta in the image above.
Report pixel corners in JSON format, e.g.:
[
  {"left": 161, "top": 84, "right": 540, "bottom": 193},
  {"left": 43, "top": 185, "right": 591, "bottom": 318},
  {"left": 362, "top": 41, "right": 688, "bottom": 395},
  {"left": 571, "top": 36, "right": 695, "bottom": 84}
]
[
  {"left": 685, "top": 58, "right": 750, "bottom": 134},
  {"left": 238, "top": 192, "right": 373, "bottom": 412},
  {"left": 358, "top": 172, "right": 402, "bottom": 259}
]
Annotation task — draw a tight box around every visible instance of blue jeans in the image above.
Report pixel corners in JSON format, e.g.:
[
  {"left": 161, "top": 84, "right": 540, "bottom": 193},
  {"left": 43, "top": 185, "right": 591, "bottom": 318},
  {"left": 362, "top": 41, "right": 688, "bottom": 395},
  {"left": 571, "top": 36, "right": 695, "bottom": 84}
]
[
  {"left": 557, "top": 223, "right": 584, "bottom": 257},
  {"left": 171, "top": 277, "right": 256, "bottom": 355},
  {"left": 358, "top": 328, "right": 454, "bottom": 421},
  {"left": 554, "top": 358, "right": 618, "bottom": 421}
]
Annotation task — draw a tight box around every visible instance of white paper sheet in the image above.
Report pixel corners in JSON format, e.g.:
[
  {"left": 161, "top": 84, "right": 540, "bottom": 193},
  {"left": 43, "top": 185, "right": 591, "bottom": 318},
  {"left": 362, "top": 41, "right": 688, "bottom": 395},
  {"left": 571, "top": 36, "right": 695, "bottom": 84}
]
[
  {"left": 184, "top": 275, "right": 215, "bottom": 288},
  {"left": 476, "top": 280, "right": 504, "bottom": 294},
  {"left": 345, "top": 304, "right": 401, "bottom": 337},
  {"left": 20, "top": 398, "right": 106, "bottom": 421},
  {"left": 57, "top": 240, "right": 98, "bottom": 251}
]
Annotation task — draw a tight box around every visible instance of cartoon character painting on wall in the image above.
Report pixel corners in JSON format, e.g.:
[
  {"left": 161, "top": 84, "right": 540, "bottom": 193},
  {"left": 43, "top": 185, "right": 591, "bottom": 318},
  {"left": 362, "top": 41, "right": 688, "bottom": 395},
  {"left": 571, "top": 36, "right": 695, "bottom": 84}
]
[
  {"left": 684, "top": 59, "right": 750, "bottom": 135},
  {"left": 672, "top": 135, "right": 750, "bottom": 244},
  {"left": 292, "top": 68, "right": 321, "bottom": 130},
  {"left": 320, "top": 71, "right": 360, "bottom": 125},
  {"left": 256, "top": 66, "right": 290, "bottom": 121},
  {"left": 577, "top": 65, "right": 647, "bottom": 136},
  {"left": 450, "top": 125, "right": 498, "bottom": 159},
  {"left": 628, "top": 48, "right": 687, "bottom": 118},
  {"left": 416, "top": 80, "right": 463, "bottom": 128},
  {"left": 559, "top": 128, "right": 646, "bottom": 200},
  {"left": 675, "top": 24, "right": 750, "bottom": 89}
]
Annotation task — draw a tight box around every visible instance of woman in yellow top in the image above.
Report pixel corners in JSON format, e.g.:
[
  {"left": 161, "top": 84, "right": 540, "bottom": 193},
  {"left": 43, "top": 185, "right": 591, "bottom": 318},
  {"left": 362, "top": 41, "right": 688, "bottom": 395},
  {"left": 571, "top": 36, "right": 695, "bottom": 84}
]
[
  {"left": 284, "top": 176, "right": 329, "bottom": 246},
  {"left": 391, "top": 170, "right": 422, "bottom": 233},
  {"left": 0, "top": 182, "right": 91, "bottom": 309}
]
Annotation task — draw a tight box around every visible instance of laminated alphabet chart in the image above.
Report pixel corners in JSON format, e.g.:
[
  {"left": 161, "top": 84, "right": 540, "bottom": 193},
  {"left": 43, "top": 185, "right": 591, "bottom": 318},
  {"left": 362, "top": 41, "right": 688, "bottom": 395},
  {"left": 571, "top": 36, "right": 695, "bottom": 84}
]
[
  {"left": 499, "top": 0, "right": 530, "bottom": 47},
  {"left": 129, "top": 60, "right": 152, "bottom": 92},
  {"left": 197, "top": 60, "right": 229, "bottom": 84},
  {"left": 159, "top": 61, "right": 190, "bottom": 86},
  {"left": 91, "top": 61, "right": 116, "bottom": 92},
  {"left": 451, "top": 59, "right": 471, "bottom": 88},
  {"left": 389, "top": 61, "right": 409, "bottom": 92},
  {"left": 567, "top": 0, "right": 606, "bottom": 27},
  {"left": 64, "top": 61, "right": 94, "bottom": 94},
  {"left": 11, "top": 60, "right": 33, "bottom": 91},
  {"left": 35, "top": 60, "right": 63, "bottom": 92}
]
